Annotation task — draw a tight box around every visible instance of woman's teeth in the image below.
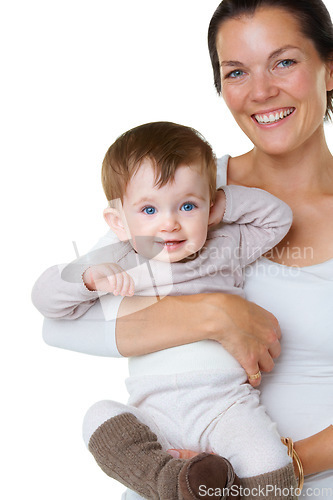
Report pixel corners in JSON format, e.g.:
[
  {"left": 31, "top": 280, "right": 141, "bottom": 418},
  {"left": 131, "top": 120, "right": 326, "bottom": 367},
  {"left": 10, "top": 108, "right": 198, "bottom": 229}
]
[{"left": 254, "top": 108, "right": 295, "bottom": 124}]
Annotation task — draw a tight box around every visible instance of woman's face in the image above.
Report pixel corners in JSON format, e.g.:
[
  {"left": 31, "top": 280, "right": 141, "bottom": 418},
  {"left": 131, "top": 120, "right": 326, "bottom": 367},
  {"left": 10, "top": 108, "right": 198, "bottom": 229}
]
[{"left": 216, "top": 7, "right": 333, "bottom": 156}]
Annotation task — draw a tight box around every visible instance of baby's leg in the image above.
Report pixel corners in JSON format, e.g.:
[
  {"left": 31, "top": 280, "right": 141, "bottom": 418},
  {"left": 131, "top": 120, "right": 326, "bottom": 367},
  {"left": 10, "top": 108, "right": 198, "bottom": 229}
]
[
  {"left": 208, "top": 390, "right": 298, "bottom": 498},
  {"left": 121, "top": 490, "right": 144, "bottom": 500},
  {"left": 83, "top": 400, "right": 240, "bottom": 499},
  {"left": 82, "top": 399, "right": 166, "bottom": 449}
]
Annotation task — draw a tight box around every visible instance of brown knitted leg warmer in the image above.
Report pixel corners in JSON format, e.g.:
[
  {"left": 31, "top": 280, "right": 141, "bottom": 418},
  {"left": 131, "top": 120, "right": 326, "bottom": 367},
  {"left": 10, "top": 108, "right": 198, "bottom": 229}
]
[
  {"left": 88, "top": 412, "right": 240, "bottom": 500},
  {"left": 240, "top": 463, "right": 299, "bottom": 499}
]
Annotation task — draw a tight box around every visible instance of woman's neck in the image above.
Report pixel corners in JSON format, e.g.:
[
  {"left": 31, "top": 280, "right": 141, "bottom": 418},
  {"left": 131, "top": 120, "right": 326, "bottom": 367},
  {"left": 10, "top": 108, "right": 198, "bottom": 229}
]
[
  {"left": 230, "top": 126, "right": 333, "bottom": 197},
  {"left": 228, "top": 127, "right": 333, "bottom": 266}
]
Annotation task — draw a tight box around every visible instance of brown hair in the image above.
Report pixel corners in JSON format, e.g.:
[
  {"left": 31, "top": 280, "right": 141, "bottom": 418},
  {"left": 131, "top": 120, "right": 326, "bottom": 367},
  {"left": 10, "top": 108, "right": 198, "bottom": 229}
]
[
  {"left": 102, "top": 121, "right": 217, "bottom": 204},
  {"left": 208, "top": 0, "right": 333, "bottom": 120}
]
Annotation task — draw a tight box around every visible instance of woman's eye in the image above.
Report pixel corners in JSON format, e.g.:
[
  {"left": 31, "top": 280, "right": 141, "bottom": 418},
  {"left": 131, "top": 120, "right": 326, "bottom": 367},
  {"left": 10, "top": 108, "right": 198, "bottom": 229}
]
[
  {"left": 181, "top": 202, "right": 195, "bottom": 212},
  {"left": 276, "top": 59, "right": 296, "bottom": 69},
  {"left": 226, "top": 69, "right": 245, "bottom": 79},
  {"left": 142, "top": 206, "right": 156, "bottom": 215}
]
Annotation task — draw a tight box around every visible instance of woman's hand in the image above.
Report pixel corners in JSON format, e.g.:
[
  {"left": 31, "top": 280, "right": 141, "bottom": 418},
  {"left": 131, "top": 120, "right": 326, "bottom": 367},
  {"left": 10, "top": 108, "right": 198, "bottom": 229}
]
[{"left": 206, "top": 294, "right": 281, "bottom": 387}]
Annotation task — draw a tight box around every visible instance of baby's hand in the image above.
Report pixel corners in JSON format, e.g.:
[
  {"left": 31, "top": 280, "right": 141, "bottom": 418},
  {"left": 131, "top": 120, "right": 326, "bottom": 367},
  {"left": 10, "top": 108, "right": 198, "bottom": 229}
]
[
  {"left": 82, "top": 263, "right": 135, "bottom": 296},
  {"left": 208, "top": 189, "right": 226, "bottom": 227}
]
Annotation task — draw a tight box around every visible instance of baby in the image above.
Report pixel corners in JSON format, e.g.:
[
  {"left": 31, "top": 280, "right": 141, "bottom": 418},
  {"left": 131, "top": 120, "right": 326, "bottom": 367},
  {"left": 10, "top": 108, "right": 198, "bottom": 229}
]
[{"left": 34, "top": 122, "right": 300, "bottom": 499}]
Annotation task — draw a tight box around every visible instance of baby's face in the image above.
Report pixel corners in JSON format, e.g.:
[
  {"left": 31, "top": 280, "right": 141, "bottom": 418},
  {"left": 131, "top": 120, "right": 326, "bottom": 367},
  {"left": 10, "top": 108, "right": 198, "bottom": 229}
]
[{"left": 120, "top": 159, "right": 212, "bottom": 262}]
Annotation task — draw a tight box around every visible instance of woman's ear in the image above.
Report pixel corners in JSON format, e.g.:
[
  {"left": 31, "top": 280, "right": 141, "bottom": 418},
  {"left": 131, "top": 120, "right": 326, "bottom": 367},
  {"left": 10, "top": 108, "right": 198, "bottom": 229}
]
[
  {"left": 326, "top": 59, "right": 333, "bottom": 91},
  {"left": 103, "top": 207, "right": 130, "bottom": 241}
]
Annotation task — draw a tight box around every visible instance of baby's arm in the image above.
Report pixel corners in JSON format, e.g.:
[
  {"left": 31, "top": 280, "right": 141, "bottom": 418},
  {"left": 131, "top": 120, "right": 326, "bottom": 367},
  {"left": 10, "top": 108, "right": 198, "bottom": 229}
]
[
  {"left": 221, "top": 185, "right": 293, "bottom": 267},
  {"left": 32, "top": 261, "right": 134, "bottom": 319},
  {"left": 32, "top": 235, "right": 133, "bottom": 319},
  {"left": 32, "top": 250, "right": 133, "bottom": 356},
  {"left": 31, "top": 264, "right": 102, "bottom": 319}
]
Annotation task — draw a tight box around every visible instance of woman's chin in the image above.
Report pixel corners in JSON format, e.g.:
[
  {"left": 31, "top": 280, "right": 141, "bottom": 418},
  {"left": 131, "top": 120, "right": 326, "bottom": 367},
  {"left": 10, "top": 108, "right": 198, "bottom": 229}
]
[{"left": 252, "top": 134, "right": 302, "bottom": 157}]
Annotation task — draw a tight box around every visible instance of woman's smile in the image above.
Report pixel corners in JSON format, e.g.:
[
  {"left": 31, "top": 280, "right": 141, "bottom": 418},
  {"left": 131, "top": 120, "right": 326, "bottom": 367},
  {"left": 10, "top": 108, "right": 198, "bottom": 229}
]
[{"left": 252, "top": 107, "right": 295, "bottom": 125}]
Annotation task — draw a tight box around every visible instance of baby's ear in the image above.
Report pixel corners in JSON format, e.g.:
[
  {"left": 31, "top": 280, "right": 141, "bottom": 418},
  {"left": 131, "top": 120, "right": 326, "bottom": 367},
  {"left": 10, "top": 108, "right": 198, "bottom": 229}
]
[
  {"left": 103, "top": 207, "right": 129, "bottom": 241},
  {"left": 208, "top": 201, "right": 216, "bottom": 225},
  {"left": 208, "top": 189, "right": 226, "bottom": 227}
]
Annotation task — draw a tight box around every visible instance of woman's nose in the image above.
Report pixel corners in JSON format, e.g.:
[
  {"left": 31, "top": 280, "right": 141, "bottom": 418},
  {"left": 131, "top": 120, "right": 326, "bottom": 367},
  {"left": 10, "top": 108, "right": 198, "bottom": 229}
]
[{"left": 249, "top": 72, "right": 279, "bottom": 102}]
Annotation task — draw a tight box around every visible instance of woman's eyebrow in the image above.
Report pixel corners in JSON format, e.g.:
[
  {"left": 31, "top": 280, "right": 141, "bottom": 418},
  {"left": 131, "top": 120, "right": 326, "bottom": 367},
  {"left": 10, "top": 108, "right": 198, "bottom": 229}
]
[
  {"left": 268, "top": 45, "right": 300, "bottom": 61},
  {"left": 220, "top": 60, "right": 243, "bottom": 68},
  {"left": 220, "top": 45, "right": 301, "bottom": 68}
]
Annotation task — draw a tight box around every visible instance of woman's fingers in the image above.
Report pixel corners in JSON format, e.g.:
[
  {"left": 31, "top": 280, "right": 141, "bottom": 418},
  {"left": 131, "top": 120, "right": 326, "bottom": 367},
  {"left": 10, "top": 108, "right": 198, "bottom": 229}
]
[
  {"left": 167, "top": 449, "right": 199, "bottom": 459},
  {"left": 240, "top": 340, "right": 276, "bottom": 386},
  {"left": 269, "top": 336, "right": 282, "bottom": 359},
  {"left": 208, "top": 294, "right": 282, "bottom": 384},
  {"left": 246, "top": 368, "right": 262, "bottom": 387}
]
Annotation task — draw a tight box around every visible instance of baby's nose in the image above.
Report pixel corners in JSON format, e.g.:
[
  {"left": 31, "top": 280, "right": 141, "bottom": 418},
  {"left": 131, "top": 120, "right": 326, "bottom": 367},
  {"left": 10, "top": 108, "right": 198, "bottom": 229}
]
[{"left": 160, "top": 214, "right": 181, "bottom": 232}]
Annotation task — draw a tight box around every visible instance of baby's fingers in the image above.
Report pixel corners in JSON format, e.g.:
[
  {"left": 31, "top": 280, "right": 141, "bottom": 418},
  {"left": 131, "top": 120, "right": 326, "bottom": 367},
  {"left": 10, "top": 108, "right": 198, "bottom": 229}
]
[
  {"left": 119, "top": 272, "right": 135, "bottom": 296},
  {"left": 101, "top": 264, "right": 122, "bottom": 295},
  {"left": 110, "top": 267, "right": 125, "bottom": 296}
]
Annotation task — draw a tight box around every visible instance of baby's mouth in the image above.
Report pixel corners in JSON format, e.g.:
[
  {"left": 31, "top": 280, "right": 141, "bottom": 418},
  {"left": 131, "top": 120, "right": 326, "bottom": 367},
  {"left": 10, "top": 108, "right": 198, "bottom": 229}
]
[
  {"left": 253, "top": 107, "right": 295, "bottom": 125},
  {"left": 161, "top": 240, "right": 185, "bottom": 246},
  {"left": 156, "top": 240, "right": 186, "bottom": 251}
]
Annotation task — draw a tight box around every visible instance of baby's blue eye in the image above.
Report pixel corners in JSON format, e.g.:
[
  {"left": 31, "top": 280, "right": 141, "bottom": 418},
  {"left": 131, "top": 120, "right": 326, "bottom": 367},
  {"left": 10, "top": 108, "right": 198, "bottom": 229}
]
[
  {"left": 143, "top": 206, "right": 156, "bottom": 215},
  {"left": 181, "top": 203, "right": 195, "bottom": 212}
]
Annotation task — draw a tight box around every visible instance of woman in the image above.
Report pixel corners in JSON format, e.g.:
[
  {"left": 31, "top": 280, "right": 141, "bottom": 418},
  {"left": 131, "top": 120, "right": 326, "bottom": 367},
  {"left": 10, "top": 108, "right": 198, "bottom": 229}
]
[{"left": 35, "top": 0, "right": 333, "bottom": 497}]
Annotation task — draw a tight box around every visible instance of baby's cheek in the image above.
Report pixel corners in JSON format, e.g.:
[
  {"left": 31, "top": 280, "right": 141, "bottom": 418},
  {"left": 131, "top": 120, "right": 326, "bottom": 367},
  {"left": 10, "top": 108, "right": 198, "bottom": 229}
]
[
  {"left": 185, "top": 232, "right": 207, "bottom": 256},
  {"left": 185, "top": 241, "right": 200, "bottom": 255},
  {"left": 197, "top": 225, "right": 209, "bottom": 247}
]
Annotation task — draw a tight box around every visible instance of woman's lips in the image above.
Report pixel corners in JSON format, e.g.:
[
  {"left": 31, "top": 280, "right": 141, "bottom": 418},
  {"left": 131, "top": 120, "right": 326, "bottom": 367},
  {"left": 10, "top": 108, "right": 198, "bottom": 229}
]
[{"left": 252, "top": 107, "right": 296, "bottom": 125}]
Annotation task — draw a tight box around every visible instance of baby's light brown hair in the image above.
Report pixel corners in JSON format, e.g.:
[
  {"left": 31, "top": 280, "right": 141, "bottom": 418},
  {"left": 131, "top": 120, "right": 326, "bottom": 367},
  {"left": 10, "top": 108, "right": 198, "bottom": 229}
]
[{"left": 101, "top": 121, "right": 217, "bottom": 205}]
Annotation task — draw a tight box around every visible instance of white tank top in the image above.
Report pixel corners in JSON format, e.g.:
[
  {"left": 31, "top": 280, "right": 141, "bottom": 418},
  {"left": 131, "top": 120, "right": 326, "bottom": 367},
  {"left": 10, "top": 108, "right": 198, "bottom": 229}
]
[{"left": 220, "top": 155, "right": 333, "bottom": 492}]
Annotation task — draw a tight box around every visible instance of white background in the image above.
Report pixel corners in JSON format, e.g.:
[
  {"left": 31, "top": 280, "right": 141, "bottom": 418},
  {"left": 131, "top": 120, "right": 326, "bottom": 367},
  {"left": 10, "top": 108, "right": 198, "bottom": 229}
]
[{"left": 2, "top": 1, "right": 333, "bottom": 499}]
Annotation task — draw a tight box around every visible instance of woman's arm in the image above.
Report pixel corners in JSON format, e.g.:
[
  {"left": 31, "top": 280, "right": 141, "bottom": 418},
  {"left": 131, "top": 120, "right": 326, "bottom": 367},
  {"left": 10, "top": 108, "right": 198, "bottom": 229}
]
[
  {"left": 116, "top": 292, "right": 281, "bottom": 383},
  {"left": 36, "top": 265, "right": 281, "bottom": 386},
  {"left": 294, "top": 425, "right": 333, "bottom": 476}
]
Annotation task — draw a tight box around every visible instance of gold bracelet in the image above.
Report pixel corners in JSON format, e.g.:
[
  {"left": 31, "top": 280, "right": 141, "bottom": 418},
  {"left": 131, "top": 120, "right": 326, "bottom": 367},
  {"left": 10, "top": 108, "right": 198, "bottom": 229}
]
[{"left": 281, "top": 437, "right": 304, "bottom": 491}]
